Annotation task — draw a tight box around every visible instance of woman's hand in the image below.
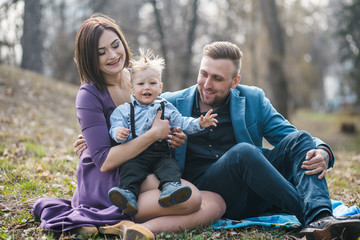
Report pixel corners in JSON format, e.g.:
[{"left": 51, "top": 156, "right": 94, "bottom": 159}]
[
  {"left": 72, "top": 110, "right": 185, "bottom": 159},
  {"left": 150, "top": 110, "right": 171, "bottom": 140},
  {"left": 168, "top": 127, "right": 186, "bottom": 148},
  {"left": 73, "top": 134, "right": 87, "bottom": 157}
]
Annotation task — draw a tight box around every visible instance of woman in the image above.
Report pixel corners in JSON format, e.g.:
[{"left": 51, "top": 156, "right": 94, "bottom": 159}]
[{"left": 32, "top": 14, "right": 225, "bottom": 239}]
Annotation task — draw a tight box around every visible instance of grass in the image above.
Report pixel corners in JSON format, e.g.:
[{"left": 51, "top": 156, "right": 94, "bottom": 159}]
[
  {"left": 1, "top": 64, "right": 360, "bottom": 239},
  {"left": 25, "top": 142, "right": 46, "bottom": 158},
  {"left": 291, "top": 109, "right": 360, "bottom": 152}
]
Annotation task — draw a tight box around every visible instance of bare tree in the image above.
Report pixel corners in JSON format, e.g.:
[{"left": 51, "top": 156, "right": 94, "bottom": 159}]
[
  {"left": 89, "top": 0, "right": 111, "bottom": 12},
  {"left": 0, "top": 0, "right": 20, "bottom": 64},
  {"left": 260, "top": 0, "right": 288, "bottom": 118},
  {"left": 181, "top": 0, "right": 199, "bottom": 88},
  {"left": 248, "top": 1, "right": 261, "bottom": 87},
  {"left": 21, "top": 0, "right": 43, "bottom": 74},
  {"left": 336, "top": 0, "right": 360, "bottom": 105},
  {"left": 44, "top": 0, "right": 72, "bottom": 83},
  {"left": 150, "top": 0, "right": 169, "bottom": 86}
]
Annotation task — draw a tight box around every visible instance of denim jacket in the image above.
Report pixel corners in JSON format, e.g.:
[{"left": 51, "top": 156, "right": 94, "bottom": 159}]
[{"left": 162, "top": 84, "right": 335, "bottom": 174}]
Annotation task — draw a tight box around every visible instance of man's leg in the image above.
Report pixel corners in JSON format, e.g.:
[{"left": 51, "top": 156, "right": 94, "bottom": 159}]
[
  {"left": 195, "top": 142, "right": 304, "bottom": 223},
  {"left": 264, "top": 130, "right": 332, "bottom": 226},
  {"left": 267, "top": 131, "right": 360, "bottom": 239}
]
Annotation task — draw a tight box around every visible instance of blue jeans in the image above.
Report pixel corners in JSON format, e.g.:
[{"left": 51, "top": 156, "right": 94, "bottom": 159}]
[{"left": 193, "top": 131, "right": 332, "bottom": 226}]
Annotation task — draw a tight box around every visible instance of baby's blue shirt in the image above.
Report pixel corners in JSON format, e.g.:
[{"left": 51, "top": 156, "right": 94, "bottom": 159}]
[{"left": 109, "top": 95, "right": 203, "bottom": 143}]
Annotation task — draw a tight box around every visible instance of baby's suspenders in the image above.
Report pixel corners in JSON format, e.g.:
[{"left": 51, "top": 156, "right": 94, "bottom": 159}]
[{"left": 130, "top": 101, "right": 165, "bottom": 139}]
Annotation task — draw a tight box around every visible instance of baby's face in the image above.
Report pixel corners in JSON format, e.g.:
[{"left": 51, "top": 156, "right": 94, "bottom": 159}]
[{"left": 131, "top": 68, "right": 163, "bottom": 105}]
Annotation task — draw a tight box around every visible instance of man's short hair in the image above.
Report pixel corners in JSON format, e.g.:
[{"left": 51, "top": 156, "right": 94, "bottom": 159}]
[{"left": 203, "top": 41, "right": 243, "bottom": 78}]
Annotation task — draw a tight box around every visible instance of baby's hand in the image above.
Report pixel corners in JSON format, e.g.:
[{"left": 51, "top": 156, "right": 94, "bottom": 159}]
[
  {"left": 116, "top": 127, "right": 130, "bottom": 141},
  {"left": 199, "top": 109, "right": 218, "bottom": 128}
]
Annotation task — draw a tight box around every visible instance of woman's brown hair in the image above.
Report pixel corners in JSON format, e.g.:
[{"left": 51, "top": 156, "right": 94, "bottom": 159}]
[{"left": 74, "top": 13, "right": 132, "bottom": 89}]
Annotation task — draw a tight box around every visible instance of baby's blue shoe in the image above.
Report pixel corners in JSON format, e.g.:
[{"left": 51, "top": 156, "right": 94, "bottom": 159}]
[
  {"left": 158, "top": 182, "right": 192, "bottom": 207},
  {"left": 108, "top": 187, "right": 138, "bottom": 216}
]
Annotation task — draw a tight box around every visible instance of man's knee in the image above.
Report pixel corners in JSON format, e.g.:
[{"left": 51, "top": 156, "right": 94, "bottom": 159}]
[
  {"left": 282, "top": 131, "right": 316, "bottom": 163},
  {"left": 229, "top": 142, "right": 257, "bottom": 154},
  {"left": 225, "top": 142, "right": 263, "bottom": 166},
  {"left": 285, "top": 130, "right": 314, "bottom": 148},
  {"left": 287, "top": 130, "right": 311, "bottom": 140}
]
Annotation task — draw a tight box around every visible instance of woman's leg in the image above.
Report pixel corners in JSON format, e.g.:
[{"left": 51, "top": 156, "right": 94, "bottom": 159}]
[
  {"left": 135, "top": 174, "right": 226, "bottom": 233},
  {"left": 135, "top": 175, "right": 201, "bottom": 222},
  {"left": 140, "top": 191, "right": 225, "bottom": 233}
]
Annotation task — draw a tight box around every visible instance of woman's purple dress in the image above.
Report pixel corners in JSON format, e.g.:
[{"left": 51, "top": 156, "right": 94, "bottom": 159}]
[{"left": 32, "top": 83, "right": 131, "bottom": 232}]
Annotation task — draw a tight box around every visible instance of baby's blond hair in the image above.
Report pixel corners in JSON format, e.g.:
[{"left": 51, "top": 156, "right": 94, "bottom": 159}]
[{"left": 131, "top": 49, "right": 165, "bottom": 81}]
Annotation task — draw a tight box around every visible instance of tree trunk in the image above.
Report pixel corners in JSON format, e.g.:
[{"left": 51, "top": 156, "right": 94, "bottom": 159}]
[
  {"left": 249, "top": 1, "right": 260, "bottom": 87},
  {"left": 181, "top": 0, "right": 199, "bottom": 89},
  {"left": 21, "top": 0, "right": 43, "bottom": 74},
  {"left": 260, "top": 0, "right": 288, "bottom": 119},
  {"left": 150, "top": 0, "right": 169, "bottom": 86}
]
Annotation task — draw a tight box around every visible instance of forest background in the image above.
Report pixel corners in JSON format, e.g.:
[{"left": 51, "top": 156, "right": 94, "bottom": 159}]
[
  {"left": 1, "top": 0, "right": 360, "bottom": 239},
  {"left": 1, "top": 0, "right": 359, "bottom": 118}
]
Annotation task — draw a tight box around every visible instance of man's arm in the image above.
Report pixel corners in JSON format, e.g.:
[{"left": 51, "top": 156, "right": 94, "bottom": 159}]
[{"left": 256, "top": 87, "right": 333, "bottom": 179}]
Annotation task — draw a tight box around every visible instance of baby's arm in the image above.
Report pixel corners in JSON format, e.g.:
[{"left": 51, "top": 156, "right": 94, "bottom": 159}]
[
  {"left": 199, "top": 109, "right": 218, "bottom": 128},
  {"left": 116, "top": 127, "right": 131, "bottom": 141}
]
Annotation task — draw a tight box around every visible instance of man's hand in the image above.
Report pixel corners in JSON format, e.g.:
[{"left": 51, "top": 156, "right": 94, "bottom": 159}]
[
  {"left": 301, "top": 149, "right": 330, "bottom": 180},
  {"left": 168, "top": 127, "right": 186, "bottom": 148},
  {"left": 73, "top": 134, "right": 87, "bottom": 157}
]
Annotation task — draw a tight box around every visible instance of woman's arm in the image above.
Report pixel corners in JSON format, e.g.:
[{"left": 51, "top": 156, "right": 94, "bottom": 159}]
[
  {"left": 73, "top": 118, "right": 187, "bottom": 164},
  {"left": 76, "top": 86, "right": 171, "bottom": 172},
  {"left": 100, "top": 111, "right": 171, "bottom": 172}
]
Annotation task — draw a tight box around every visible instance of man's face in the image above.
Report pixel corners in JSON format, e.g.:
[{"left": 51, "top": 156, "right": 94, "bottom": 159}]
[{"left": 197, "top": 56, "right": 240, "bottom": 108}]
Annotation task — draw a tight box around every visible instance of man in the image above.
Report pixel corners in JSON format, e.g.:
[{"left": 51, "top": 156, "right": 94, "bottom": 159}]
[
  {"left": 75, "top": 41, "right": 360, "bottom": 239},
  {"left": 161, "top": 41, "right": 360, "bottom": 239}
]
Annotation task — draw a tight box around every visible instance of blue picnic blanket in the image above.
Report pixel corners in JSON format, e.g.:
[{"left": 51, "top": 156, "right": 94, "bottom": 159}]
[{"left": 212, "top": 200, "right": 360, "bottom": 229}]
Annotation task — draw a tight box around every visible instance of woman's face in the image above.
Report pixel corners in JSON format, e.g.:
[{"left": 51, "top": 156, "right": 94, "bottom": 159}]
[{"left": 98, "top": 29, "right": 126, "bottom": 80}]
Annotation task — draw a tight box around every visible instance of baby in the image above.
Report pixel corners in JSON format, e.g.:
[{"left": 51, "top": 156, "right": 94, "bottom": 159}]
[{"left": 108, "top": 49, "right": 218, "bottom": 216}]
